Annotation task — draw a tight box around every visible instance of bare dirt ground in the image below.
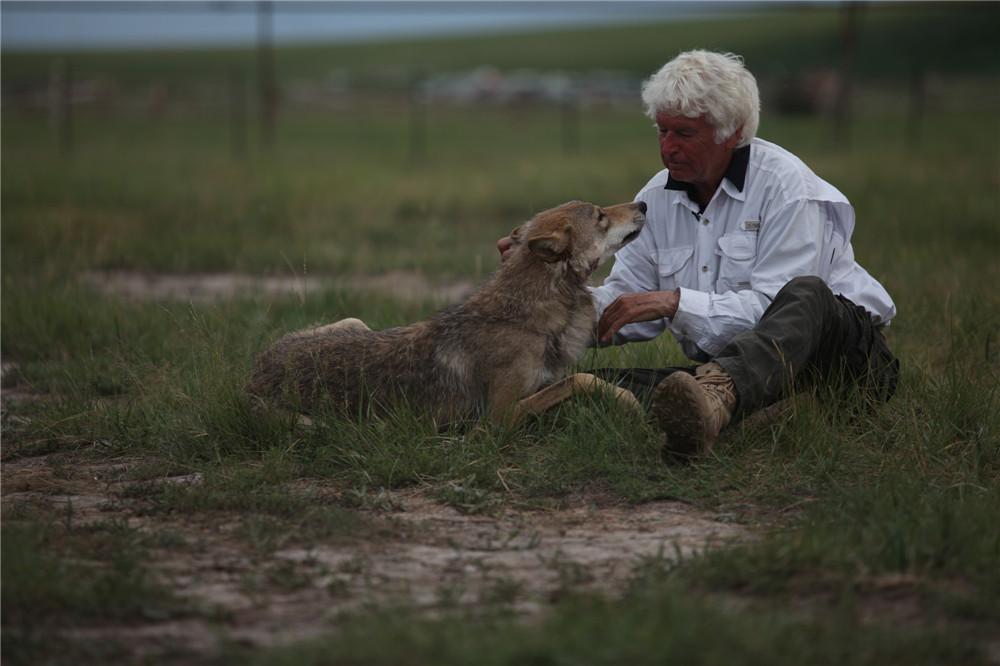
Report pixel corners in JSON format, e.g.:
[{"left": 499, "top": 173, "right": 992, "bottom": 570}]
[
  {"left": 79, "top": 269, "right": 477, "bottom": 305},
  {"left": 1, "top": 441, "right": 746, "bottom": 661}
]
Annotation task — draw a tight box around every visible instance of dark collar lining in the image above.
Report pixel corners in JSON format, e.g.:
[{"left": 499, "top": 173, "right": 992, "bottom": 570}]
[{"left": 665, "top": 143, "right": 751, "bottom": 197}]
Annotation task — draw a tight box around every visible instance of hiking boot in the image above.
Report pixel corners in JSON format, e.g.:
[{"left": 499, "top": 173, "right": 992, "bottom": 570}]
[{"left": 652, "top": 362, "right": 738, "bottom": 460}]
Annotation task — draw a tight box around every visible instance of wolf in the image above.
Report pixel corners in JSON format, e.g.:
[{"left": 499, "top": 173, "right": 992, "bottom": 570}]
[{"left": 246, "top": 200, "right": 646, "bottom": 425}]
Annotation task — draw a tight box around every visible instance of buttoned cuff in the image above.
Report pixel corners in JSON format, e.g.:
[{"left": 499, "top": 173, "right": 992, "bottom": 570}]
[
  {"left": 672, "top": 288, "right": 718, "bottom": 357},
  {"left": 674, "top": 287, "right": 710, "bottom": 325}
]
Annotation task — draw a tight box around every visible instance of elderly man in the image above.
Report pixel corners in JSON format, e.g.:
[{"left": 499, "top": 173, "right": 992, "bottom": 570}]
[{"left": 500, "top": 50, "right": 899, "bottom": 460}]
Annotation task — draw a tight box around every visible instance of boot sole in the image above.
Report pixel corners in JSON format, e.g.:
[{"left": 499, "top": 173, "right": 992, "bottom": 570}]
[{"left": 652, "top": 372, "right": 712, "bottom": 461}]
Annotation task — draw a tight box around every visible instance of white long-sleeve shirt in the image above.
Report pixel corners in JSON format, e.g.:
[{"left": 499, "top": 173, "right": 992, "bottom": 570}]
[{"left": 592, "top": 138, "right": 896, "bottom": 361}]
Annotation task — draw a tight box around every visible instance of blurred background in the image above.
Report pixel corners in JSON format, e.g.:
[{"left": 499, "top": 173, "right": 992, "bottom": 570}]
[{"left": 2, "top": 1, "right": 998, "bottom": 283}]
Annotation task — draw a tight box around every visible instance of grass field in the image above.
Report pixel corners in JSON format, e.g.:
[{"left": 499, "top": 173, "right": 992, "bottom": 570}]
[{"left": 3, "top": 4, "right": 1000, "bottom": 665}]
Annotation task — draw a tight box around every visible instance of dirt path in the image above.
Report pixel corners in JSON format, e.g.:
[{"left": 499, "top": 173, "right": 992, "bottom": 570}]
[
  {"left": 79, "top": 269, "right": 476, "bottom": 304},
  {"left": 2, "top": 450, "right": 746, "bottom": 661}
]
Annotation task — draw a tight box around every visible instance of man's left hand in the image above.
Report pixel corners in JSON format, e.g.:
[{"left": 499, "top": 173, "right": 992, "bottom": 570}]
[{"left": 597, "top": 290, "right": 680, "bottom": 343}]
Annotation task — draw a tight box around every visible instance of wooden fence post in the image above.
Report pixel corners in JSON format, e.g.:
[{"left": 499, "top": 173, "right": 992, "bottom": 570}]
[
  {"left": 229, "top": 66, "right": 248, "bottom": 160},
  {"left": 256, "top": 0, "right": 277, "bottom": 151},
  {"left": 561, "top": 94, "right": 579, "bottom": 155},
  {"left": 409, "top": 70, "right": 427, "bottom": 163},
  {"left": 834, "top": 1, "right": 863, "bottom": 148},
  {"left": 50, "top": 58, "right": 74, "bottom": 156},
  {"left": 906, "top": 64, "right": 927, "bottom": 150}
]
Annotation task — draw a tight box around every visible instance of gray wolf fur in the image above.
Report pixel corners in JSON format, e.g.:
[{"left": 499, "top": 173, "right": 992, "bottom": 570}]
[{"left": 246, "top": 200, "right": 646, "bottom": 424}]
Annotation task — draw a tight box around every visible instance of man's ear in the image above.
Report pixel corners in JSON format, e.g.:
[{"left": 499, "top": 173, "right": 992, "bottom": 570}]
[
  {"left": 725, "top": 124, "right": 744, "bottom": 150},
  {"left": 527, "top": 225, "right": 571, "bottom": 262}
]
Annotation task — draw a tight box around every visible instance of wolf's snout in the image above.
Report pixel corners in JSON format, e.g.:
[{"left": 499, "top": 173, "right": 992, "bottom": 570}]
[{"left": 637, "top": 201, "right": 647, "bottom": 213}]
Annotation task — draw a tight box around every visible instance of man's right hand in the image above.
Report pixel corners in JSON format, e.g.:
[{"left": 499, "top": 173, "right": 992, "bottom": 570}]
[
  {"left": 597, "top": 289, "right": 681, "bottom": 344},
  {"left": 497, "top": 236, "right": 515, "bottom": 262}
]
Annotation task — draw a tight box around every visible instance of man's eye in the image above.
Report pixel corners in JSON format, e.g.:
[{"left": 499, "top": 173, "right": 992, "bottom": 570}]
[{"left": 657, "top": 128, "right": 693, "bottom": 138}]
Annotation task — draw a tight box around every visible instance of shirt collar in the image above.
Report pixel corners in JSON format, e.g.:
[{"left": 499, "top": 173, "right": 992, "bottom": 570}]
[{"left": 665, "top": 143, "right": 751, "bottom": 203}]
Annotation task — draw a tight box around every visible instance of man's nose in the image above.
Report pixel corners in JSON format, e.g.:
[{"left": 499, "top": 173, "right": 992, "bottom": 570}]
[{"left": 660, "top": 133, "right": 679, "bottom": 154}]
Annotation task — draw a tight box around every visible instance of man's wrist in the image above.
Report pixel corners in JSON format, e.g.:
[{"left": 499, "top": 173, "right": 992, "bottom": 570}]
[
  {"left": 661, "top": 288, "right": 681, "bottom": 320},
  {"left": 674, "top": 287, "right": 710, "bottom": 322}
]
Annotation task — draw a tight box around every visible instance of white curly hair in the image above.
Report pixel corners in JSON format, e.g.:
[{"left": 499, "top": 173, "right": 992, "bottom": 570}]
[{"left": 641, "top": 50, "right": 760, "bottom": 148}]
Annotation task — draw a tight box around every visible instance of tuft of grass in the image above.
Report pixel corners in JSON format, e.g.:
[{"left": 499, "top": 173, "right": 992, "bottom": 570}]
[
  {"left": 1, "top": 519, "right": 179, "bottom": 622},
  {"left": 246, "top": 579, "right": 982, "bottom": 666}
]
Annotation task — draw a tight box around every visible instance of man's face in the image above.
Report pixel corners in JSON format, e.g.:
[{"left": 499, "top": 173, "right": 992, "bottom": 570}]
[{"left": 654, "top": 112, "right": 741, "bottom": 188}]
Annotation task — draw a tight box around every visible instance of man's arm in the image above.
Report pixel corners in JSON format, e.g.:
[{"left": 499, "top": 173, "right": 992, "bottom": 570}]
[
  {"left": 596, "top": 198, "right": 830, "bottom": 355},
  {"left": 596, "top": 289, "right": 679, "bottom": 344},
  {"left": 497, "top": 236, "right": 515, "bottom": 261},
  {"left": 669, "top": 198, "right": 827, "bottom": 356},
  {"left": 589, "top": 212, "right": 674, "bottom": 345}
]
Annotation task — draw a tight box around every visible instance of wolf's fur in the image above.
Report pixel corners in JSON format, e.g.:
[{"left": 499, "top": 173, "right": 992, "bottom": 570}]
[{"left": 246, "top": 200, "right": 645, "bottom": 424}]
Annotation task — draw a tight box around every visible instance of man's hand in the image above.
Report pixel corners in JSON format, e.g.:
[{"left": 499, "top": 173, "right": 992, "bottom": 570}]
[
  {"left": 497, "top": 236, "right": 515, "bottom": 262},
  {"left": 597, "top": 290, "right": 680, "bottom": 344}
]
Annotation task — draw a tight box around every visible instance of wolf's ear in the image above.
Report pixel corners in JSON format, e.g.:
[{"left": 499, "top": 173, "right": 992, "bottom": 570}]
[
  {"left": 527, "top": 226, "right": 571, "bottom": 262},
  {"left": 509, "top": 223, "right": 526, "bottom": 245}
]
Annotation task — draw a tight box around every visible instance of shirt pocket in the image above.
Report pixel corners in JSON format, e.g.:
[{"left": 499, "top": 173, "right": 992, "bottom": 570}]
[
  {"left": 655, "top": 246, "right": 694, "bottom": 291},
  {"left": 716, "top": 232, "right": 758, "bottom": 293}
]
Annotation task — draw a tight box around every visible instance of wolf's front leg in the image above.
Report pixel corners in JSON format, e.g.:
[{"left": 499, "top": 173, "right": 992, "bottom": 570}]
[{"left": 508, "top": 373, "right": 643, "bottom": 424}]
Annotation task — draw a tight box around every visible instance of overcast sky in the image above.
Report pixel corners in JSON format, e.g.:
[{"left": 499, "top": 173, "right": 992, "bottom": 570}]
[{"left": 1, "top": 1, "right": 753, "bottom": 51}]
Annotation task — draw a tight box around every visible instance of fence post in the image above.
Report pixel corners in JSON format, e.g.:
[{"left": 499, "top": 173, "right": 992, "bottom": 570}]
[
  {"left": 408, "top": 70, "right": 427, "bottom": 163},
  {"left": 229, "top": 66, "right": 248, "bottom": 160},
  {"left": 906, "top": 64, "right": 927, "bottom": 150},
  {"left": 561, "top": 94, "right": 579, "bottom": 155},
  {"left": 256, "top": 0, "right": 277, "bottom": 151},
  {"left": 49, "top": 58, "right": 74, "bottom": 156},
  {"left": 834, "top": 1, "right": 862, "bottom": 148}
]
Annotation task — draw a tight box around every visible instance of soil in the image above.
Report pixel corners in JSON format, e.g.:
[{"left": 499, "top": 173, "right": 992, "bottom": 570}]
[
  {"left": 79, "top": 269, "right": 476, "bottom": 304},
  {"left": 1, "top": 443, "right": 746, "bottom": 661}
]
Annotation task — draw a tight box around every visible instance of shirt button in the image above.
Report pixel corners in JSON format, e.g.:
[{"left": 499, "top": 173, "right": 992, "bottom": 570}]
[
  {"left": 702, "top": 218, "right": 710, "bottom": 225},
  {"left": 701, "top": 265, "right": 708, "bottom": 272}
]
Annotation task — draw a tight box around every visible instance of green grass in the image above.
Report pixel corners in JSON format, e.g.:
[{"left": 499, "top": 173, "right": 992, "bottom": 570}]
[
  {"left": 3, "top": 4, "right": 999, "bottom": 663},
  {"left": 244, "top": 585, "right": 981, "bottom": 666},
  {"left": 1, "top": 517, "right": 185, "bottom": 664}
]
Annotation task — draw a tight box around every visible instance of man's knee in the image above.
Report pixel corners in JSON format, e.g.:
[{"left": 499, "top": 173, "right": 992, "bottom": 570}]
[
  {"left": 779, "top": 275, "right": 830, "bottom": 298},
  {"left": 757, "top": 275, "right": 841, "bottom": 338},
  {"left": 772, "top": 275, "right": 837, "bottom": 310}
]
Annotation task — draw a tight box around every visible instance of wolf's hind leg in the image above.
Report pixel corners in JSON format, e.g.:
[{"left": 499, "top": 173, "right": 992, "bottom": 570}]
[
  {"left": 323, "top": 318, "right": 370, "bottom": 333},
  {"left": 295, "top": 318, "right": 370, "bottom": 337}
]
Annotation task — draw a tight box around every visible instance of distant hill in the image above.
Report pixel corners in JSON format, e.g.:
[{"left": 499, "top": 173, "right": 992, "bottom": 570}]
[{"left": 3, "top": 3, "right": 997, "bottom": 90}]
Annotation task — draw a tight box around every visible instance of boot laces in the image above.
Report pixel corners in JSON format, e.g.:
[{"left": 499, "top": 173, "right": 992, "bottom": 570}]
[
  {"left": 694, "top": 366, "right": 737, "bottom": 435},
  {"left": 698, "top": 372, "right": 737, "bottom": 409}
]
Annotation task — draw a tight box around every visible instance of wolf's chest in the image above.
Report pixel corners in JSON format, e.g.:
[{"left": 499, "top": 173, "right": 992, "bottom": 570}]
[{"left": 542, "top": 304, "right": 594, "bottom": 373}]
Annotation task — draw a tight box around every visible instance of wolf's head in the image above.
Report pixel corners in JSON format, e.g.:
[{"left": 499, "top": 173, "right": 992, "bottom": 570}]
[{"left": 508, "top": 200, "right": 646, "bottom": 279}]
